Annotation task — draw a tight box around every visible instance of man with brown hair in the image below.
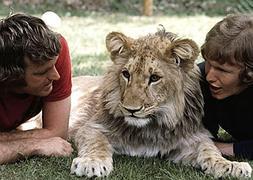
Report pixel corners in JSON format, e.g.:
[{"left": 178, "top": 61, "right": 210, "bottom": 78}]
[
  {"left": 0, "top": 13, "right": 73, "bottom": 164},
  {"left": 199, "top": 14, "right": 253, "bottom": 159}
]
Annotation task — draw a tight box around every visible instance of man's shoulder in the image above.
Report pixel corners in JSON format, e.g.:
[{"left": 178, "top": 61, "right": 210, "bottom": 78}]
[{"left": 55, "top": 35, "right": 69, "bottom": 67}]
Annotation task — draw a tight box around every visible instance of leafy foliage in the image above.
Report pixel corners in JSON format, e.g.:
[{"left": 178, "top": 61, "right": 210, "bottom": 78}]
[
  {"left": 236, "top": 0, "right": 253, "bottom": 13},
  {"left": 0, "top": 0, "right": 244, "bottom": 16}
]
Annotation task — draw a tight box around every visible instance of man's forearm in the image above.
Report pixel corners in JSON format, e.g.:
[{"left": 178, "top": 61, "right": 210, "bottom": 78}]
[
  {"left": 0, "top": 139, "right": 39, "bottom": 164},
  {"left": 0, "top": 137, "right": 73, "bottom": 164},
  {"left": 0, "top": 128, "right": 53, "bottom": 141},
  {"left": 214, "top": 141, "right": 234, "bottom": 157}
]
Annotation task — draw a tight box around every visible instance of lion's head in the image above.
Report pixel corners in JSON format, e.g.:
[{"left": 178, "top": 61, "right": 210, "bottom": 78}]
[{"left": 102, "top": 27, "right": 203, "bottom": 131}]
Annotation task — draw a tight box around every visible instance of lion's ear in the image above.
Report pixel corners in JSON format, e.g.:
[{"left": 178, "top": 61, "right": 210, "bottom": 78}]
[
  {"left": 166, "top": 39, "right": 199, "bottom": 72},
  {"left": 106, "top": 32, "right": 132, "bottom": 62}
]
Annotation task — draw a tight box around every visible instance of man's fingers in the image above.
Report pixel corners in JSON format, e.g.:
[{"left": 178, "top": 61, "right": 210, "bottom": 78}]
[{"left": 63, "top": 143, "right": 73, "bottom": 156}]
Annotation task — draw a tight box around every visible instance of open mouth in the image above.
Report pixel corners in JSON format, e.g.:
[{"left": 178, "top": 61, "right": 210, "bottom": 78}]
[{"left": 209, "top": 84, "right": 222, "bottom": 94}]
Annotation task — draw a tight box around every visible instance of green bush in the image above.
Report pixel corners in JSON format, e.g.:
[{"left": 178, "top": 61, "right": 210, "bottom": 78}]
[
  {"left": 236, "top": 0, "right": 253, "bottom": 13},
  {"left": 0, "top": 0, "right": 246, "bottom": 16}
]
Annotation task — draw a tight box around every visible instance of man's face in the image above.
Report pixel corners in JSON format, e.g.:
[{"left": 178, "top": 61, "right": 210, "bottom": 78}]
[
  {"left": 18, "top": 56, "right": 60, "bottom": 96},
  {"left": 205, "top": 59, "right": 247, "bottom": 100}
]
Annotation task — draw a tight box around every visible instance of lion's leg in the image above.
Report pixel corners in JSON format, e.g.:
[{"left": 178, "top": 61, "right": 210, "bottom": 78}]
[
  {"left": 189, "top": 139, "right": 252, "bottom": 178},
  {"left": 70, "top": 123, "right": 113, "bottom": 177}
]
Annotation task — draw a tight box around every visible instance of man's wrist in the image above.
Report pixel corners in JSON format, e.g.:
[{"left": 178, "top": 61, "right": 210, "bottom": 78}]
[{"left": 214, "top": 142, "right": 234, "bottom": 156}]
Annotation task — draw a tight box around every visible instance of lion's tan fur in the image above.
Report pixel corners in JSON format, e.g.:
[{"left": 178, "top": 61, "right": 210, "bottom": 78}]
[{"left": 69, "top": 28, "right": 252, "bottom": 178}]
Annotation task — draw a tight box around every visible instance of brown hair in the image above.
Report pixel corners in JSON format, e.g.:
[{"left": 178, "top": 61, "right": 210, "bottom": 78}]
[
  {"left": 201, "top": 14, "right": 253, "bottom": 84},
  {"left": 0, "top": 13, "right": 61, "bottom": 87}
]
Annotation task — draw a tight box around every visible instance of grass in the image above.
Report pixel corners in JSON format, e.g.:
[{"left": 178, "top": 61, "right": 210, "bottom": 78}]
[
  {"left": 1, "top": 152, "right": 251, "bottom": 180},
  {"left": 0, "top": 155, "right": 214, "bottom": 180},
  {"left": 1, "top": 6, "right": 253, "bottom": 180}
]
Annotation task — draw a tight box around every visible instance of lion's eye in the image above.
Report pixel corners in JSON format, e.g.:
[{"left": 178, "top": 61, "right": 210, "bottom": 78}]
[
  {"left": 122, "top": 70, "right": 130, "bottom": 80},
  {"left": 149, "top": 74, "right": 161, "bottom": 84}
]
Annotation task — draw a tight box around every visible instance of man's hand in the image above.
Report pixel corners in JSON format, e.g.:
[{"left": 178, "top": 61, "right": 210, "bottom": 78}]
[
  {"left": 35, "top": 137, "right": 73, "bottom": 157},
  {"left": 214, "top": 141, "right": 234, "bottom": 157}
]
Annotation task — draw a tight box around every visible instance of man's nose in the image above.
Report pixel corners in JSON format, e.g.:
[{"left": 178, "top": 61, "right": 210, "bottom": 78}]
[
  {"left": 48, "top": 66, "right": 60, "bottom": 81},
  {"left": 206, "top": 67, "right": 216, "bottom": 82}
]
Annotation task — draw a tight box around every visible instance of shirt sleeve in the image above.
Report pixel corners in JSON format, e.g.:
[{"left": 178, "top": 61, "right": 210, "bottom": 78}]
[
  {"left": 43, "top": 36, "right": 72, "bottom": 102},
  {"left": 234, "top": 141, "right": 253, "bottom": 160}
]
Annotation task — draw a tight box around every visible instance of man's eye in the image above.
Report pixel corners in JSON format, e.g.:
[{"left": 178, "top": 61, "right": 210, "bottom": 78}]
[
  {"left": 217, "top": 68, "right": 230, "bottom": 73},
  {"left": 34, "top": 71, "right": 47, "bottom": 76}
]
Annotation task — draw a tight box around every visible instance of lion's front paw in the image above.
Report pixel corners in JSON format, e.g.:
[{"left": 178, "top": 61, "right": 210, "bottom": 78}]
[
  {"left": 70, "top": 156, "right": 113, "bottom": 177},
  {"left": 229, "top": 161, "right": 252, "bottom": 178},
  {"left": 202, "top": 159, "right": 252, "bottom": 178}
]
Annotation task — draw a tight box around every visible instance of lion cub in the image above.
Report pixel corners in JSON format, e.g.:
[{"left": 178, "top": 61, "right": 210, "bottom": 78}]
[{"left": 69, "top": 28, "right": 252, "bottom": 178}]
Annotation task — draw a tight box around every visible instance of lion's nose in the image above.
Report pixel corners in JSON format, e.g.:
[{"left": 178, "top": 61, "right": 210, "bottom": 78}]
[{"left": 124, "top": 106, "right": 142, "bottom": 114}]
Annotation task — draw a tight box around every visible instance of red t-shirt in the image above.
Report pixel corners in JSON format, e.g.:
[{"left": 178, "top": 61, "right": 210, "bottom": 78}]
[{"left": 0, "top": 36, "right": 72, "bottom": 131}]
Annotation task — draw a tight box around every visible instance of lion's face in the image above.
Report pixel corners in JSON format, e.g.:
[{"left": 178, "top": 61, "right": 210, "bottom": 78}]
[
  {"left": 118, "top": 51, "right": 183, "bottom": 127},
  {"left": 105, "top": 29, "right": 199, "bottom": 127}
]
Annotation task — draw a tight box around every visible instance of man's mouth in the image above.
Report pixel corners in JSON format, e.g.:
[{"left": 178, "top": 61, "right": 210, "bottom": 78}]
[
  {"left": 44, "top": 82, "right": 53, "bottom": 89},
  {"left": 209, "top": 84, "right": 222, "bottom": 94}
]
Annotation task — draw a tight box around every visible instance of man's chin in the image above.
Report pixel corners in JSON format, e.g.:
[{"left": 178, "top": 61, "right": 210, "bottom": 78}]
[{"left": 211, "top": 93, "right": 227, "bottom": 100}]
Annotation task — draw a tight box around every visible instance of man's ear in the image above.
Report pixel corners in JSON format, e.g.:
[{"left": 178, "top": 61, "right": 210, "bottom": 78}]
[
  {"left": 106, "top": 32, "right": 132, "bottom": 63},
  {"left": 165, "top": 39, "right": 199, "bottom": 72}
]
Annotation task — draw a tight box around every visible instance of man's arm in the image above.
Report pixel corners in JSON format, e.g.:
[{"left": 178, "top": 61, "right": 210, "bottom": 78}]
[
  {"left": 0, "top": 137, "right": 72, "bottom": 164},
  {"left": 0, "top": 96, "right": 71, "bottom": 141},
  {"left": 42, "top": 96, "right": 71, "bottom": 139},
  {"left": 214, "top": 142, "right": 234, "bottom": 157},
  {"left": 0, "top": 96, "right": 73, "bottom": 164},
  {"left": 215, "top": 140, "right": 253, "bottom": 160}
]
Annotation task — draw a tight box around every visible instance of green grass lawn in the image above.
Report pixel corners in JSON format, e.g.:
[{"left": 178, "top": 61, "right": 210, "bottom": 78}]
[
  {"left": 0, "top": 155, "right": 216, "bottom": 180},
  {"left": 1, "top": 9, "right": 252, "bottom": 180},
  {"left": 1, "top": 152, "right": 251, "bottom": 180}
]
